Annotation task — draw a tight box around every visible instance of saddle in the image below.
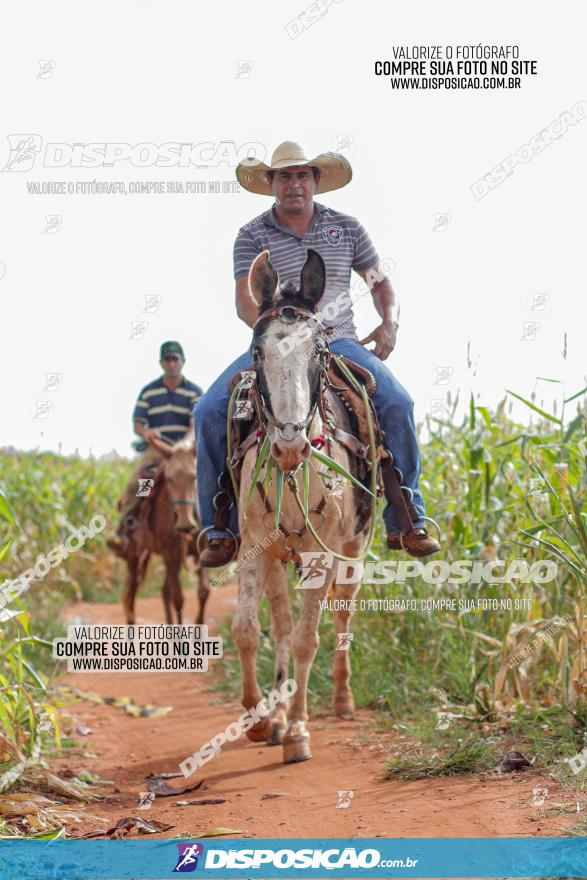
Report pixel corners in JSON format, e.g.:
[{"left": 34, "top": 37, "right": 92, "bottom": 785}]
[{"left": 217, "top": 354, "right": 418, "bottom": 536}]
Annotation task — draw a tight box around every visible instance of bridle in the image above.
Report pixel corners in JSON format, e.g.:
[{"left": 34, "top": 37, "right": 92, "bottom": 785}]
[
  {"left": 250, "top": 304, "right": 331, "bottom": 441},
  {"left": 151, "top": 448, "right": 198, "bottom": 515}
]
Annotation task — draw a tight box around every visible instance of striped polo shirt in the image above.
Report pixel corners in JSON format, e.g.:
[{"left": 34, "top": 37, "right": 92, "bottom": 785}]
[
  {"left": 233, "top": 201, "right": 380, "bottom": 340},
  {"left": 133, "top": 376, "right": 203, "bottom": 443}
]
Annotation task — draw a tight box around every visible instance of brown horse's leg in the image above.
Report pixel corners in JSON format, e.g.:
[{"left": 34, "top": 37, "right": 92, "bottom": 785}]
[
  {"left": 122, "top": 550, "right": 140, "bottom": 625},
  {"left": 266, "top": 562, "right": 292, "bottom": 745},
  {"left": 283, "top": 577, "right": 331, "bottom": 764},
  {"left": 195, "top": 565, "right": 210, "bottom": 625},
  {"left": 162, "top": 543, "right": 183, "bottom": 624},
  {"left": 232, "top": 560, "right": 272, "bottom": 743}
]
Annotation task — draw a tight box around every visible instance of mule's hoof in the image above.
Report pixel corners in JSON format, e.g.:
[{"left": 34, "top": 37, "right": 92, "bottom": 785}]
[
  {"left": 283, "top": 737, "right": 312, "bottom": 764},
  {"left": 245, "top": 717, "right": 272, "bottom": 743},
  {"left": 267, "top": 722, "right": 286, "bottom": 746},
  {"left": 334, "top": 694, "right": 355, "bottom": 717}
]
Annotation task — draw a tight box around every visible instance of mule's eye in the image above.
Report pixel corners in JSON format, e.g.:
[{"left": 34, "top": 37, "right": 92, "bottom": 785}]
[{"left": 251, "top": 346, "right": 263, "bottom": 363}]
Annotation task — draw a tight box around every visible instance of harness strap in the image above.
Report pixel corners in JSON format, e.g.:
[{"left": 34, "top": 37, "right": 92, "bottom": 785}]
[
  {"left": 332, "top": 426, "right": 367, "bottom": 459},
  {"left": 255, "top": 479, "right": 326, "bottom": 541},
  {"left": 232, "top": 429, "right": 260, "bottom": 462},
  {"left": 379, "top": 455, "right": 415, "bottom": 534}
]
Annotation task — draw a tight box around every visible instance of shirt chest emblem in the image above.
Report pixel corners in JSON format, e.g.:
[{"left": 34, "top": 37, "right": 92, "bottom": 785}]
[{"left": 321, "top": 224, "right": 344, "bottom": 246}]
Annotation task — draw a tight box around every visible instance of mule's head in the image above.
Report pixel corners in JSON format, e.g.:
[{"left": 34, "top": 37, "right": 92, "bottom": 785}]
[
  {"left": 249, "top": 249, "right": 327, "bottom": 472},
  {"left": 153, "top": 436, "right": 198, "bottom": 533}
]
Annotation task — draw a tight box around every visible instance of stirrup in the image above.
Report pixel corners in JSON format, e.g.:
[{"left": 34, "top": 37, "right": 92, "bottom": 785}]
[{"left": 196, "top": 525, "right": 239, "bottom": 556}]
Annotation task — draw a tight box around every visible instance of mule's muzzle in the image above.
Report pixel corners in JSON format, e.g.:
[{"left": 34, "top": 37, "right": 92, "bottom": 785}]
[{"left": 271, "top": 425, "right": 311, "bottom": 471}]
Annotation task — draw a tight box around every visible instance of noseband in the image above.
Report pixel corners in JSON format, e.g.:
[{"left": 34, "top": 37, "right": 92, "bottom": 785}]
[{"left": 251, "top": 304, "right": 330, "bottom": 440}]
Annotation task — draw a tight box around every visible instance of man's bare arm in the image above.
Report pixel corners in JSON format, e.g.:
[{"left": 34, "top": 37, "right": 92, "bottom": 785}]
[
  {"left": 357, "top": 268, "right": 400, "bottom": 360},
  {"left": 235, "top": 276, "right": 260, "bottom": 328},
  {"left": 133, "top": 419, "right": 159, "bottom": 441}
]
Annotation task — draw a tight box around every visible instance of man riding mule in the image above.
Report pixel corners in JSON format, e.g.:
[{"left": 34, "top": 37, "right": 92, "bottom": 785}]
[
  {"left": 227, "top": 247, "right": 414, "bottom": 763},
  {"left": 109, "top": 340, "right": 203, "bottom": 559},
  {"left": 195, "top": 141, "right": 440, "bottom": 567},
  {"left": 107, "top": 341, "right": 209, "bottom": 624}
]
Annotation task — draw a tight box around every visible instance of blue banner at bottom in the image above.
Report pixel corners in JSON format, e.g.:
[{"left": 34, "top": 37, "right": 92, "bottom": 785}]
[{"left": 0, "top": 837, "right": 585, "bottom": 879}]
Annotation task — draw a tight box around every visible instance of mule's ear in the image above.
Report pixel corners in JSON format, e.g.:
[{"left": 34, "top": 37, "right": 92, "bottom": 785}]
[
  {"left": 299, "top": 249, "right": 326, "bottom": 308},
  {"left": 148, "top": 435, "right": 173, "bottom": 458},
  {"left": 249, "top": 250, "right": 278, "bottom": 306}
]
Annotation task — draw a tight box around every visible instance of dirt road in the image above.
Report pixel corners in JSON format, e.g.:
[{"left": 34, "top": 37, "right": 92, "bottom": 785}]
[{"left": 52, "top": 583, "right": 574, "bottom": 842}]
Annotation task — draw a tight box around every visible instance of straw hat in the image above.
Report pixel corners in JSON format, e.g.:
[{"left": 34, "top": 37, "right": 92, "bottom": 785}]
[{"left": 236, "top": 141, "right": 352, "bottom": 195}]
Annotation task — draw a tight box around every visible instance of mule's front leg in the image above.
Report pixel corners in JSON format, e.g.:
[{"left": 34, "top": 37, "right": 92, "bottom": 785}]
[
  {"left": 283, "top": 580, "right": 330, "bottom": 764},
  {"left": 332, "top": 580, "right": 361, "bottom": 717},
  {"left": 266, "top": 562, "right": 292, "bottom": 745},
  {"left": 232, "top": 561, "right": 272, "bottom": 743}
]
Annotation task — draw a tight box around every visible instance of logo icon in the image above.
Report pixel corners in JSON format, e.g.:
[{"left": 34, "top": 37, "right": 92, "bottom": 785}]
[
  {"left": 433, "top": 366, "right": 453, "bottom": 386},
  {"left": 2, "top": 134, "right": 42, "bottom": 172},
  {"left": 528, "top": 292, "right": 549, "bottom": 311},
  {"left": 43, "top": 215, "right": 62, "bottom": 234},
  {"left": 42, "top": 372, "right": 63, "bottom": 392},
  {"left": 428, "top": 398, "right": 449, "bottom": 418},
  {"left": 296, "top": 551, "right": 334, "bottom": 589},
  {"left": 173, "top": 843, "right": 204, "bottom": 873},
  {"left": 531, "top": 786, "right": 548, "bottom": 807},
  {"left": 336, "top": 790, "right": 354, "bottom": 809},
  {"left": 136, "top": 478, "right": 155, "bottom": 497},
  {"left": 239, "top": 370, "right": 256, "bottom": 390},
  {"left": 36, "top": 60, "right": 56, "bottom": 79},
  {"left": 321, "top": 225, "right": 344, "bottom": 246},
  {"left": 235, "top": 60, "right": 254, "bottom": 79},
  {"left": 335, "top": 134, "right": 353, "bottom": 155},
  {"left": 435, "top": 711, "right": 456, "bottom": 730},
  {"left": 143, "top": 294, "right": 162, "bottom": 313},
  {"left": 33, "top": 400, "right": 53, "bottom": 420},
  {"left": 521, "top": 321, "right": 540, "bottom": 342},
  {"left": 431, "top": 212, "right": 451, "bottom": 231},
  {"left": 129, "top": 321, "right": 149, "bottom": 341},
  {"left": 336, "top": 632, "right": 353, "bottom": 651}
]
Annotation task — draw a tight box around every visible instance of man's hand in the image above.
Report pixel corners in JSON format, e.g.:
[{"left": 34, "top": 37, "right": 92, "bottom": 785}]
[{"left": 359, "top": 320, "right": 398, "bottom": 360}]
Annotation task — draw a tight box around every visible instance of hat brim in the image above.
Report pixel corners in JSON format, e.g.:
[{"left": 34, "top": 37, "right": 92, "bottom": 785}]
[{"left": 236, "top": 152, "right": 352, "bottom": 195}]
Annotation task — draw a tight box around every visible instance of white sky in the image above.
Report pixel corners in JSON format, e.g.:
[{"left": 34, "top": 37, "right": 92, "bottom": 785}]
[{"left": 1, "top": 0, "right": 586, "bottom": 456}]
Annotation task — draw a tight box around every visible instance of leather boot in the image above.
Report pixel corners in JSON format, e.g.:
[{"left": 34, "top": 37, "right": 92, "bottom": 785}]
[
  {"left": 199, "top": 536, "right": 239, "bottom": 568},
  {"left": 387, "top": 527, "right": 441, "bottom": 558}
]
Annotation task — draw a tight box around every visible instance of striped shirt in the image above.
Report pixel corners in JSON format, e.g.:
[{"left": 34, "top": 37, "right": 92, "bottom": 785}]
[
  {"left": 233, "top": 201, "right": 380, "bottom": 340},
  {"left": 132, "top": 376, "right": 203, "bottom": 443}
]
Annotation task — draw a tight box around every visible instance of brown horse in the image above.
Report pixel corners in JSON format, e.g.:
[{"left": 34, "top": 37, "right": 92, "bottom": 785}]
[
  {"left": 121, "top": 435, "right": 210, "bottom": 625},
  {"left": 232, "top": 249, "right": 373, "bottom": 764}
]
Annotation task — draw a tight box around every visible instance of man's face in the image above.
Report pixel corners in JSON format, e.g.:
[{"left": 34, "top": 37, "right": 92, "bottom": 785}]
[
  {"left": 160, "top": 354, "right": 184, "bottom": 378},
  {"left": 270, "top": 165, "right": 319, "bottom": 214}
]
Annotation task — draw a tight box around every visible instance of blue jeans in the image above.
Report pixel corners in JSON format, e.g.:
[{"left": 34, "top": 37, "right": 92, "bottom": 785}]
[{"left": 194, "top": 339, "right": 425, "bottom": 538}]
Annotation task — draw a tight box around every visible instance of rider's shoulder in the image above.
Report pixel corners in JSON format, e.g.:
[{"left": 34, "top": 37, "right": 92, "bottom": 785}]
[
  {"left": 235, "top": 207, "right": 274, "bottom": 240},
  {"left": 317, "top": 203, "right": 365, "bottom": 231},
  {"left": 139, "top": 376, "right": 164, "bottom": 395},
  {"left": 181, "top": 378, "right": 204, "bottom": 397}
]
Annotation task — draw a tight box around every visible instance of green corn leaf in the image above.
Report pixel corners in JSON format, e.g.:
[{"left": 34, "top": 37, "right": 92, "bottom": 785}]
[
  {"left": 0, "top": 492, "right": 16, "bottom": 527},
  {"left": 567, "top": 486, "right": 587, "bottom": 561},
  {"left": 564, "top": 385, "right": 587, "bottom": 404},
  {"left": 310, "top": 447, "right": 375, "bottom": 496},
  {"left": 505, "top": 390, "right": 561, "bottom": 424},
  {"left": 245, "top": 434, "right": 270, "bottom": 512},
  {"left": 274, "top": 467, "right": 283, "bottom": 528},
  {"left": 263, "top": 455, "right": 274, "bottom": 494},
  {"left": 302, "top": 460, "right": 310, "bottom": 518}
]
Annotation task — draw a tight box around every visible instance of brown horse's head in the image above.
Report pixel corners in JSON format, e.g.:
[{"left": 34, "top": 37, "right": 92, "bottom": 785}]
[
  {"left": 249, "top": 249, "right": 327, "bottom": 472},
  {"left": 148, "top": 435, "right": 198, "bottom": 533}
]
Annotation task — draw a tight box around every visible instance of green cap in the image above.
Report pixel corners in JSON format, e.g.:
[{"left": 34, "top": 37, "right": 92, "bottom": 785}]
[{"left": 160, "top": 340, "right": 184, "bottom": 359}]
